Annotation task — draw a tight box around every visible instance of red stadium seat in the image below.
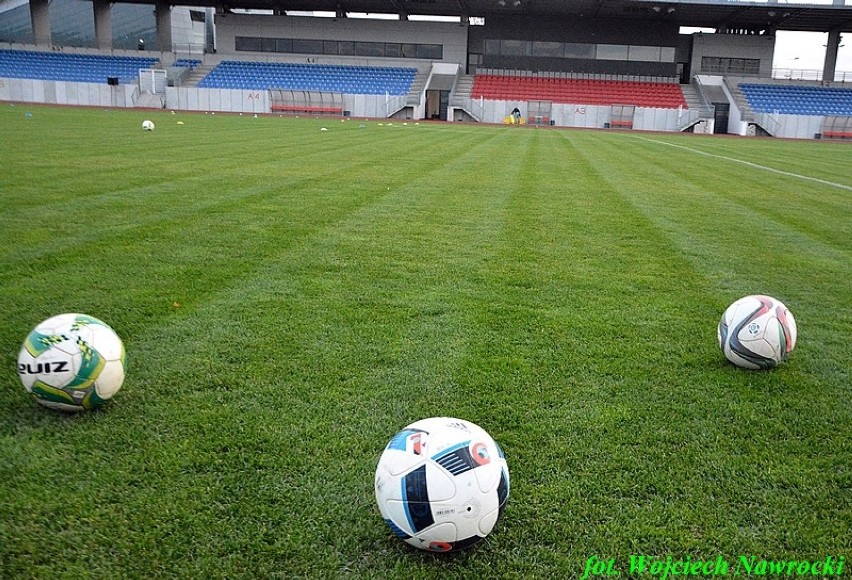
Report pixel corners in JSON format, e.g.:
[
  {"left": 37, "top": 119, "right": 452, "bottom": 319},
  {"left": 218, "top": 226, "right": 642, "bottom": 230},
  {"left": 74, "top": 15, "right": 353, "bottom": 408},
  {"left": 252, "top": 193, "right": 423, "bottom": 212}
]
[{"left": 471, "top": 74, "right": 687, "bottom": 109}]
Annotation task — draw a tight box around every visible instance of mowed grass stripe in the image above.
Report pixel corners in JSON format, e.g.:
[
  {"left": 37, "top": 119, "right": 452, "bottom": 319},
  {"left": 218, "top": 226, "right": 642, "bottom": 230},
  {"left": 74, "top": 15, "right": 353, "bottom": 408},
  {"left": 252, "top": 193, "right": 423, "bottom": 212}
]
[
  {"left": 0, "top": 111, "right": 452, "bottom": 257},
  {"left": 559, "top": 130, "right": 850, "bottom": 555},
  {"left": 572, "top": 131, "right": 851, "bottom": 293},
  {"left": 623, "top": 135, "right": 852, "bottom": 252},
  {"left": 628, "top": 131, "right": 852, "bottom": 189},
  {"left": 0, "top": 113, "right": 487, "bottom": 330},
  {"left": 567, "top": 129, "right": 850, "bottom": 385},
  {"left": 0, "top": 119, "right": 514, "bottom": 576},
  {"left": 1, "top": 126, "right": 533, "bottom": 576},
  {"left": 577, "top": 131, "right": 852, "bottom": 384},
  {"left": 0, "top": 112, "right": 849, "bottom": 577},
  {"left": 444, "top": 131, "right": 750, "bottom": 558}
]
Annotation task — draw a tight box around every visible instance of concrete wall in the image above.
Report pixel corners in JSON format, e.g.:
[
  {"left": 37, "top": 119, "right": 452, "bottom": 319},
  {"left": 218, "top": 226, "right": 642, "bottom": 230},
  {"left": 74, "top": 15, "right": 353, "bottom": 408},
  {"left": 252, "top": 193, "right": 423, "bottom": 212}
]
[
  {"left": 166, "top": 86, "right": 269, "bottom": 112},
  {"left": 690, "top": 33, "right": 775, "bottom": 78},
  {"left": 453, "top": 97, "right": 681, "bottom": 131},
  {"left": 214, "top": 13, "right": 467, "bottom": 67},
  {"left": 468, "top": 15, "right": 680, "bottom": 77},
  {"left": 0, "top": 76, "right": 136, "bottom": 106},
  {"left": 774, "top": 114, "right": 823, "bottom": 139},
  {"left": 164, "top": 86, "right": 405, "bottom": 118}
]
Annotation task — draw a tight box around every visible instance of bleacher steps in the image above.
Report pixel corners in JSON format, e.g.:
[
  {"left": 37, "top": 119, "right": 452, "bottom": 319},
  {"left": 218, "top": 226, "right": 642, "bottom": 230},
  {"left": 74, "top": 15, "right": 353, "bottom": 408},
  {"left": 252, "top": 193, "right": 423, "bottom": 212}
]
[
  {"left": 450, "top": 75, "right": 474, "bottom": 105},
  {"left": 184, "top": 64, "right": 215, "bottom": 87},
  {"left": 725, "top": 78, "right": 753, "bottom": 120},
  {"left": 406, "top": 70, "right": 428, "bottom": 106},
  {"left": 449, "top": 75, "right": 481, "bottom": 121},
  {"left": 679, "top": 84, "right": 702, "bottom": 112}
]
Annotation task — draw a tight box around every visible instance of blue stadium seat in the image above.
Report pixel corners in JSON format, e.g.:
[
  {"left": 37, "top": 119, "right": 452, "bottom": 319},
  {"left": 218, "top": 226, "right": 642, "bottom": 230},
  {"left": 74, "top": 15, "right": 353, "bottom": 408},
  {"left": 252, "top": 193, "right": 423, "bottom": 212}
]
[
  {"left": 741, "top": 82, "right": 852, "bottom": 116},
  {"left": 0, "top": 49, "right": 158, "bottom": 83},
  {"left": 197, "top": 60, "right": 416, "bottom": 95}
]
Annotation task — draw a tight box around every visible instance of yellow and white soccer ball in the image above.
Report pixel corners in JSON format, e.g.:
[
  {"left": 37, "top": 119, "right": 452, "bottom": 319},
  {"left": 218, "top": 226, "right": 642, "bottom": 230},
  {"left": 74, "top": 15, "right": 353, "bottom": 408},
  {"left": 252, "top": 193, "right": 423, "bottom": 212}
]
[{"left": 17, "top": 313, "right": 127, "bottom": 411}]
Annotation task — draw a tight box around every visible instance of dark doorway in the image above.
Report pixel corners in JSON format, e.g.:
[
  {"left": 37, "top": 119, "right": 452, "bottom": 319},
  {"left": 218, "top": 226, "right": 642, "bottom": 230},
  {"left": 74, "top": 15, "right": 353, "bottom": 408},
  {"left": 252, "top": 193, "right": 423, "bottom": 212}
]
[
  {"left": 426, "top": 90, "right": 449, "bottom": 120},
  {"left": 713, "top": 103, "right": 730, "bottom": 134}
]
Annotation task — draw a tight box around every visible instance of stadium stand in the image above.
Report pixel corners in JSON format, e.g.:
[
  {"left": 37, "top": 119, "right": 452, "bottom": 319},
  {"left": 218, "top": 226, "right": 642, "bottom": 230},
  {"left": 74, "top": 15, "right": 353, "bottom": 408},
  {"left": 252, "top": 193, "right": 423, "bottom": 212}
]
[
  {"left": 740, "top": 83, "right": 852, "bottom": 116},
  {"left": 471, "top": 74, "right": 688, "bottom": 109},
  {"left": 0, "top": 49, "right": 159, "bottom": 84},
  {"left": 173, "top": 58, "right": 202, "bottom": 70},
  {"left": 197, "top": 61, "right": 417, "bottom": 96}
]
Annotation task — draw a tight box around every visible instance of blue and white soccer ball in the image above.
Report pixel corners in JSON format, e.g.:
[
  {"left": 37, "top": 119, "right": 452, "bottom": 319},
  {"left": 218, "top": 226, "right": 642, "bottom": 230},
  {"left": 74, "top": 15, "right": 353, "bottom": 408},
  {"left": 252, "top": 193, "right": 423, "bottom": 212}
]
[
  {"left": 17, "top": 313, "right": 126, "bottom": 411},
  {"left": 718, "top": 295, "right": 797, "bottom": 369},
  {"left": 142, "top": 120, "right": 155, "bottom": 131},
  {"left": 375, "top": 417, "right": 509, "bottom": 552}
]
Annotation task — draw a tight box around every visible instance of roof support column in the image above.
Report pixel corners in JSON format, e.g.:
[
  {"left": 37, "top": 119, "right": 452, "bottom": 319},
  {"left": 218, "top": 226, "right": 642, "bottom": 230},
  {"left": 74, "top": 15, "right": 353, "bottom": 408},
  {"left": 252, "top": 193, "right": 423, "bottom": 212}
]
[
  {"left": 94, "top": 0, "right": 113, "bottom": 50},
  {"left": 823, "top": 29, "right": 841, "bottom": 83},
  {"left": 29, "top": 0, "right": 51, "bottom": 47},
  {"left": 155, "top": 1, "right": 172, "bottom": 52}
]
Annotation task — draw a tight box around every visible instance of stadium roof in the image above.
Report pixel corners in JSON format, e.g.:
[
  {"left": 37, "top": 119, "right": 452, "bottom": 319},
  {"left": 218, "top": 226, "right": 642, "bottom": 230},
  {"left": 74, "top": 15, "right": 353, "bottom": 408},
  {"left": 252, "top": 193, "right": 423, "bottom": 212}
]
[{"left": 189, "top": 0, "right": 852, "bottom": 33}]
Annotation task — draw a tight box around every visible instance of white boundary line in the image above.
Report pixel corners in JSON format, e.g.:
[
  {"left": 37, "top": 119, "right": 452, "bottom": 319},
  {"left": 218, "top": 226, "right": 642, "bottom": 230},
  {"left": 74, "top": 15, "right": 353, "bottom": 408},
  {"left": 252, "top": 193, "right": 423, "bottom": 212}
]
[{"left": 633, "top": 136, "right": 852, "bottom": 192}]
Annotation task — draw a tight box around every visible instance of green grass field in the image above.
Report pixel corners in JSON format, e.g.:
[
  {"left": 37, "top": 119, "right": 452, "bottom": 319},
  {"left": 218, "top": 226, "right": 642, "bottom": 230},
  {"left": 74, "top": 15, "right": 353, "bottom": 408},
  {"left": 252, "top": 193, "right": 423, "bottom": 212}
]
[{"left": 1, "top": 105, "right": 850, "bottom": 578}]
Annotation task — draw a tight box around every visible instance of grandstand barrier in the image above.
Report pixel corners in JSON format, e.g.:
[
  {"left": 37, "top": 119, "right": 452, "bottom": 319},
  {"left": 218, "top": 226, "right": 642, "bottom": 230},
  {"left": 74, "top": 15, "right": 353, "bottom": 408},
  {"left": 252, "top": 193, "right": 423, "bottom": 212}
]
[
  {"left": 0, "top": 76, "right": 137, "bottom": 107},
  {"left": 166, "top": 86, "right": 271, "bottom": 113}
]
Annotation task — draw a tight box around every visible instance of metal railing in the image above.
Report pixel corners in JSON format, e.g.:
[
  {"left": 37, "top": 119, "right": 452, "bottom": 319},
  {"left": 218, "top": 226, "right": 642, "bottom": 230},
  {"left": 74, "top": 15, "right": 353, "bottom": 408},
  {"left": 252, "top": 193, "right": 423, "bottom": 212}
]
[
  {"left": 772, "top": 68, "right": 852, "bottom": 83},
  {"left": 754, "top": 112, "right": 781, "bottom": 136}
]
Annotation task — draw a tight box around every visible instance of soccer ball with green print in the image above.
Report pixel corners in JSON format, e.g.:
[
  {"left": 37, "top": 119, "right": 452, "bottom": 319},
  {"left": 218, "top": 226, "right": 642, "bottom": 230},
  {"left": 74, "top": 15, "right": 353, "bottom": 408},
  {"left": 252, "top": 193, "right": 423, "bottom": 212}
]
[{"left": 17, "top": 313, "right": 126, "bottom": 412}]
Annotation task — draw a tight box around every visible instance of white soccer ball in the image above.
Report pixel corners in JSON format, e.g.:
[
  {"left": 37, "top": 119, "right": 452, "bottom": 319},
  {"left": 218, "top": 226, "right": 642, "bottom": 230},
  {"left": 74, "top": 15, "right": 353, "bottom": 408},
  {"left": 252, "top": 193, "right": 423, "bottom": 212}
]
[
  {"left": 718, "top": 295, "right": 797, "bottom": 369},
  {"left": 375, "top": 417, "right": 509, "bottom": 552},
  {"left": 17, "top": 313, "right": 127, "bottom": 412},
  {"left": 142, "top": 120, "right": 155, "bottom": 131}
]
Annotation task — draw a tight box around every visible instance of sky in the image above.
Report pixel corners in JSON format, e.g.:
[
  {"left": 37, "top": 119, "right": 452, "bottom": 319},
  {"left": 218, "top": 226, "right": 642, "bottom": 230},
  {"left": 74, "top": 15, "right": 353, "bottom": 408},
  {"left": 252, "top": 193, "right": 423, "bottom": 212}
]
[{"left": 773, "top": 30, "right": 852, "bottom": 77}]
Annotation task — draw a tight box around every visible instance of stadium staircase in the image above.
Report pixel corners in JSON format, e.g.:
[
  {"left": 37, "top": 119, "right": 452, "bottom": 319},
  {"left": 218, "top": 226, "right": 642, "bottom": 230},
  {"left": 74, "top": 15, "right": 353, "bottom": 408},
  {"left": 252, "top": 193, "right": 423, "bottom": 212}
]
[
  {"left": 450, "top": 74, "right": 479, "bottom": 121},
  {"left": 679, "top": 84, "right": 702, "bottom": 112},
  {"left": 676, "top": 83, "right": 706, "bottom": 131},
  {"left": 183, "top": 63, "right": 215, "bottom": 87},
  {"left": 406, "top": 69, "right": 428, "bottom": 107}
]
